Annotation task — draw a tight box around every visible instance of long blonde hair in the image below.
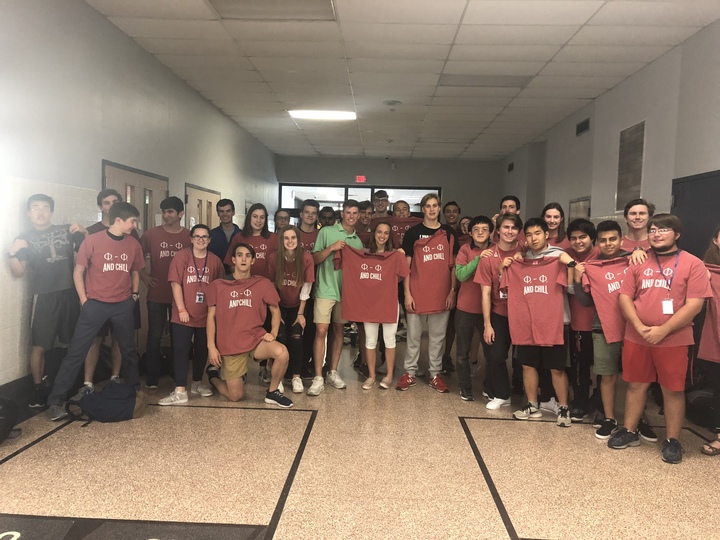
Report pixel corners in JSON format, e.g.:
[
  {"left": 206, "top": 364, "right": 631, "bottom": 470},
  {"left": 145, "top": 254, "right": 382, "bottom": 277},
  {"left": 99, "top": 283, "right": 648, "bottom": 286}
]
[{"left": 275, "top": 225, "right": 305, "bottom": 290}]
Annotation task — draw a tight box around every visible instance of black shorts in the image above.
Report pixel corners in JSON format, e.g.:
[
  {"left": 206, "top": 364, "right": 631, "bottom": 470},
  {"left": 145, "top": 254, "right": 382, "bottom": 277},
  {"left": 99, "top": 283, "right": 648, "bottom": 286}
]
[
  {"left": 517, "top": 344, "right": 567, "bottom": 371},
  {"left": 31, "top": 288, "right": 80, "bottom": 350}
]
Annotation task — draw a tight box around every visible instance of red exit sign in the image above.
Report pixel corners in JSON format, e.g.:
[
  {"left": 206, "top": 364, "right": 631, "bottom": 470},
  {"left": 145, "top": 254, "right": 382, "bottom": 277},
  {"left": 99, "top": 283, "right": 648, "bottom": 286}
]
[{"left": 355, "top": 175, "right": 366, "bottom": 183}]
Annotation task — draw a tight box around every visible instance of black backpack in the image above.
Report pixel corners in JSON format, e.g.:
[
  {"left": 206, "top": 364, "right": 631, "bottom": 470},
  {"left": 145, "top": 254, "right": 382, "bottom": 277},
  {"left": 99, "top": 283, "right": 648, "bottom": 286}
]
[
  {"left": 0, "top": 398, "right": 19, "bottom": 444},
  {"left": 66, "top": 381, "right": 148, "bottom": 426}
]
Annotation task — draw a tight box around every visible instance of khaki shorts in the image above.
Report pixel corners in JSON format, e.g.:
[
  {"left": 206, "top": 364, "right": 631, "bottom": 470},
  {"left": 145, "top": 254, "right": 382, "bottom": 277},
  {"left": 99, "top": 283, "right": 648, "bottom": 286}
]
[
  {"left": 592, "top": 332, "right": 622, "bottom": 376},
  {"left": 221, "top": 345, "right": 260, "bottom": 380},
  {"left": 313, "top": 298, "right": 346, "bottom": 325}
]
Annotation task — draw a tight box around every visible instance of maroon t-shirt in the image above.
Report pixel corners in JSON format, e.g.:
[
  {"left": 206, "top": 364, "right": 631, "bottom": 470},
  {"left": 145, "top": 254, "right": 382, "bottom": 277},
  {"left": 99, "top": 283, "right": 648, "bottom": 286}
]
[
  {"left": 475, "top": 244, "right": 523, "bottom": 317},
  {"left": 620, "top": 250, "right": 712, "bottom": 347},
  {"left": 501, "top": 257, "right": 568, "bottom": 346},
  {"left": 167, "top": 248, "right": 225, "bottom": 327},
  {"left": 582, "top": 257, "right": 631, "bottom": 343},
  {"left": 298, "top": 228, "right": 319, "bottom": 253},
  {"left": 87, "top": 221, "right": 140, "bottom": 241},
  {"left": 207, "top": 276, "right": 280, "bottom": 355},
  {"left": 76, "top": 232, "right": 145, "bottom": 303},
  {"left": 267, "top": 251, "right": 315, "bottom": 308},
  {"left": 456, "top": 242, "right": 486, "bottom": 314},
  {"left": 548, "top": 236, "right": 571, "bottom": 250},
  {"left": 457, "top": 234, "right": 472, "bottom": 247},
  {"left": 408, "top": 230, "right": 455, "bottom": 315},
  {"left": 699, "top": 264, "right": 720, "bottom": 362},
  {"left": 224, "top": 233, "right": 279, "bottom": 280},
  {"left": 567, "top": 247, "right": 599, "bottom": 331},
  {"left": 140, "top": 226, "right": 190, "bottom": 303},
  {"left": 374, "top": 216, "right": 422, "bottom": 249},
  {"left": 621, "top": 236, "right": 650, "bottom": 252},
  {"left": 356, "top": 226, "right": 373, "bottom": 248},
  {"left": 336, "top": 246, "right": 409, "bottom": 323}
]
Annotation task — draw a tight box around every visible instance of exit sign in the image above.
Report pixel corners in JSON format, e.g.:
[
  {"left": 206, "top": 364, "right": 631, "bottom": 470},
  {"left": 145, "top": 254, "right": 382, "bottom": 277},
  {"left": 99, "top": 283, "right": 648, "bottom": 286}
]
[{"left": 355, "top": 175, "right": 366, "bottom": 183}]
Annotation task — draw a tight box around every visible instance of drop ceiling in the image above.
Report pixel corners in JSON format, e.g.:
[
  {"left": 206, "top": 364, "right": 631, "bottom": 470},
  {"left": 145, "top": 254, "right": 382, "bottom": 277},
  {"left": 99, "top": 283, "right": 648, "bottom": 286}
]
[{"left": 85, "top": 0, "right": 720, "bottom": 160}]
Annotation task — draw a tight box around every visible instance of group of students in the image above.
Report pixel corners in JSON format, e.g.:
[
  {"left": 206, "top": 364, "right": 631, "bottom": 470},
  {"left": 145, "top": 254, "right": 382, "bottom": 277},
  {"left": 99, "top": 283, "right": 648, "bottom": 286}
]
[{"left": 7, "top": 189, "right": 720, "bottom": 464}]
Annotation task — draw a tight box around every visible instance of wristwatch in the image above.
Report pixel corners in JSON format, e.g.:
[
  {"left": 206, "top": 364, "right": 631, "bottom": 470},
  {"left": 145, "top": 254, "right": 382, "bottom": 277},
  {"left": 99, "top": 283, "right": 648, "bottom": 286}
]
[
  {"left": 567, "top": 261, "right": 577, "bottom": 268},
  {"left": 132, "top": 291, "right": 140, "bottom": 301}
]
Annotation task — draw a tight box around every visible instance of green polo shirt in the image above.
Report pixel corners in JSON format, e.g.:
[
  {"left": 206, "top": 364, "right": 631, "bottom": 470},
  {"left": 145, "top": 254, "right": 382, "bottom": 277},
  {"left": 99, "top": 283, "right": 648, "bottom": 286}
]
[{"left": 312, "top": 222, "right": 364, "bottom": 301}]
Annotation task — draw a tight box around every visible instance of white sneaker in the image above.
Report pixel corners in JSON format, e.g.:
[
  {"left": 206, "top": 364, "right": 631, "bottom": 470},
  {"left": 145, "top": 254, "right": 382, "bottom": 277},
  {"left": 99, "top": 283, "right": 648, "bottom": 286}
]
[
  {"left": 191, "top": 382, "right": 213, "bottom": 397},
  {"left": 540, "top": 397, "right": 559, "bottom": 414},
  {"left": 307, "top": 376, "right": 325, "bottom": 396},
  {"left": 158, "top": 390, "right": 188, "bottom": 406},
  {"left": 326, "top": 370, "right": 347, "bottom": 389},
  {"left": 486, "top": 397, "right": 511, "bottom": 410},
  {"left": 278, "top": 381, "right": 285, "bottom": 394},
  {"left": 291, "top": 378, "right": 304, "bottom": 394}
]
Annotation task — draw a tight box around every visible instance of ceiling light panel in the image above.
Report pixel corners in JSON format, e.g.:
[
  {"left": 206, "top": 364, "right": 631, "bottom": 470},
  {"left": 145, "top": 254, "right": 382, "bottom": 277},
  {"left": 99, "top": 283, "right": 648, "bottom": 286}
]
[
  {"left": 344, "top": 42, "right": 451, "bottom": 60},
  {"left": 449, "top": 45, "right": 561, "bottom": 62},
  {"left": 87, "top": 0, "right": 215, "bottom": 19},
  {"left": 348, "top": 59, "right": 445, "bottom": 74},
  {"left": 238, "top": 41, "right": 345, "bottom": 58},
  {"left": 434, "top": 86, "right": 521, "bottom": 97},
  {"left": 340, "top": 23, "right": 458, "bottom": 44},
  {"left": 517, "top": 87, "right": 606, "bottom": 99},
  {"left": 589, "top": 2, "right": 720, "bottom": 27},
  {"left": 527, "top": 75, "right": 624, "bottom": 89},
  {"left": 223, "top": 21, "right": 341, "bottom": 41},
  {"left": 336, "top": 0, "right": 467, "bottom": 24},
  {"left": 463, "top": 1, "right": 603, "bottom": 26},
  {"left": 443, "top": 61, "right": 546, "bottom": 76},
  {"left": 569, "top": 25, "right": 699, "bottom": 46},
  {"left": 209, "top": 0, "right": 335, "bottom": 20},
  {"left": 540, "top": 61, "right": 648, "bottom": 77}
]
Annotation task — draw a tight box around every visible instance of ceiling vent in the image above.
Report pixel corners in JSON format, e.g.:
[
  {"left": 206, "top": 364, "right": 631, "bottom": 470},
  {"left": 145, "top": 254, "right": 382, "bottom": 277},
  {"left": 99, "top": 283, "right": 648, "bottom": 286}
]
[
  {"left": 576, "top": 118, "right": 590, "bottom": 137},
  {"left": 209, "top": 0, "right": 336, "bottom": 21}
]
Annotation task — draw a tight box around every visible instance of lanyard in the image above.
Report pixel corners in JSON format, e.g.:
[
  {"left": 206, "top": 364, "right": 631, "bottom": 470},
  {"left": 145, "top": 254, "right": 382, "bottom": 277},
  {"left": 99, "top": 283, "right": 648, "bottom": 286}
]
[
  {"left": 192, "top": 253, "right": 207, "bottom": 287},
  {"left": 654, "top": 250, "right": 681, "bottom": 292}
]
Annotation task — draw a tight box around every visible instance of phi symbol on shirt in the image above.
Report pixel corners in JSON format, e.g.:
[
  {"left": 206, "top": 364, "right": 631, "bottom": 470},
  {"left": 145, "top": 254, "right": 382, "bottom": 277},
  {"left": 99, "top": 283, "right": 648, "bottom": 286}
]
[
  {"left": 161, "top": 242, "right": 169, "bottom": 249},
  {"left": 230, "top": 291, "right": 239, "bottom": 298},
  {"left": 175, "top": 242, "right": 183, "bottom": 249},
  {"left": 375, "top": 264, "right": 382, "bottom": 272},
  {"left": 243, "top": 289, "right": 252, "bottom": 297},
  {"left": 120, "top": 253, "right": 128, "bottom": 261},
  {"left": 187, "top": 266, "right": 195, "bottom": 274},
  {"left": 538, "top": 275, "right": 548, "bottom": 283},
  {"left": 437, "top": 244, "right": 444, "bottom": 250},
  {"left": 392, "top": 225, "right": 398, "bottom": 232},
  {"left": 605, "top": 272, "right": 615, "bottom": 280},
  {"left": 423, "top": 246, "right": 431, "bottom": 253},
  {"left": 260, "top": 244, "right": 267, "bottom": 250},
  {"left": 523, "top": 275, "right": 532, "bottom": 284},
  {"left": 104, "top": 252, "right": 113, "bottom": 261},
  {"left": 643, "top": 268, "right": 654, "bottom": 277},
  {"left": 662, "top": 268, "right": 674, "bottom": 277},
  {"left": 361, "top": 263, "right": 369, "bottom": 271}
]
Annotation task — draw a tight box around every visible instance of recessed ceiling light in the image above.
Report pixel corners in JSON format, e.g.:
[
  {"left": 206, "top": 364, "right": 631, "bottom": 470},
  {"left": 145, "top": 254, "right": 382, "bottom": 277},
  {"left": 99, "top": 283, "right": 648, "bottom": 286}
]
[{"left": 288, "top": 110, "right": 356, "bottom": 121}]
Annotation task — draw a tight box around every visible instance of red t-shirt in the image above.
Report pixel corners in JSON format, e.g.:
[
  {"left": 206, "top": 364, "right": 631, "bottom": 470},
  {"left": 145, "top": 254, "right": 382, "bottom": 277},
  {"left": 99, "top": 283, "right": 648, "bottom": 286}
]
[
  {"left": 501, "top": 257, "right": 568, "bottom": 346},
  {"left": 167, "top": 248, "right": 225, "bottom": 327},
  {"left": 567, "top": 247, "right": 599, "bottom": 332},
  {"left": 620, "top": 250, "right": 712, "bottom": 347},
  {"left": 140, "top": 226, "right": 190, "bottom": 303},
  {"left": 76, "top": 232, "right": 145, "bottom": 303},
  {"left": 475, "top": 244, "right": 522, "bottom": 317},
  {"left": 457, "top": 234, "right": 472, "bottom": 247},
  {"left": 582, "top": 257, "right": 631, "bottom": 343},
  {"left": 456, "top": 243, "right": 486, "bottom": 314},
  {"left": 698, "top": 264, "right": 720, "bottom": 362},
  {"left": 207, "top": 276, "right": 280, "bottom": 355},
  {"left": 267, "top": 251, "right": 315, "bottom": 308},
  {"left": 621, "top": 236, "right": 650, "bottom": 252},
  {"left": 224, "top": 233, "right": 279, "bottom": 280},
  {"left": 298, "top": 228, "right": 319, "bottom": 253},
  {"left": 548, "top": 236, "right": 571, "bottom": 250},
  {"left": 336, "top": 246, "right": 409, "bottom": 323},
  {"left": 408, "top": 230, "right": 455, "bottom": 315},
  {"left": 375, "top": 216, "right": 422, "bottom": 249},
  {"left": 356, "top": 226, "right": 373, "bottom": 248}
]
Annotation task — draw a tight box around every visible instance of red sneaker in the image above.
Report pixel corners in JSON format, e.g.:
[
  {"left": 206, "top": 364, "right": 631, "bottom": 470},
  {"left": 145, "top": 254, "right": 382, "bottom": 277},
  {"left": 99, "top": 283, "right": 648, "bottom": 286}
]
[
  {"left": 395, "top": 372, "right": 416, "bottom": 391},
  {"left": 429, "top": 374, "right": 449, "bottom": 393}
]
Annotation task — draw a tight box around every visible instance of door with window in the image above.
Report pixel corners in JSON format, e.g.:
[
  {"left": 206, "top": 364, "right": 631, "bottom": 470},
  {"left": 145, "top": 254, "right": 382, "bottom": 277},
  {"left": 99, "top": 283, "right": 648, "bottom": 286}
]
[{"left": 185, "top": 184, "right": 221, "bottom": 231}]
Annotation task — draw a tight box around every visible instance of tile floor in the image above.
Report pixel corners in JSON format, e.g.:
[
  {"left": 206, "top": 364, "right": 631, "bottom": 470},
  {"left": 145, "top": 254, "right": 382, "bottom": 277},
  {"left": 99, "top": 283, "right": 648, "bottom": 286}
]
[{"left": 0, "top": 338, "right": 718, "bottom": 540}]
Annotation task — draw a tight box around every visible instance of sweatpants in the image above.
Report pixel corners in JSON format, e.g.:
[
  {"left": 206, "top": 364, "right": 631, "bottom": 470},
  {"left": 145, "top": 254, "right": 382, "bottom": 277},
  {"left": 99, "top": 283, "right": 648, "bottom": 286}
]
[{"left": 404, "top": 311, "right": 450, "bottom": 378}]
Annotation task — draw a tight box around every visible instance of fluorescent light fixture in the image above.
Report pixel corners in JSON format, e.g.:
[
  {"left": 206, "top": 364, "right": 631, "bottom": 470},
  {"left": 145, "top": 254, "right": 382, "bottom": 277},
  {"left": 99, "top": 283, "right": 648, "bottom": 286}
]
[{"left": 289, "top": 110, "right": 356, "bottom": 121}]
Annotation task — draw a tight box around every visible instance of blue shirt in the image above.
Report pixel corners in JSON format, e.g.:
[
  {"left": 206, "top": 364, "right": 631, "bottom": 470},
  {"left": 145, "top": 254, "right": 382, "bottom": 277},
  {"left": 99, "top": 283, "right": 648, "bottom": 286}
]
[{"left": 209, "top": 224, "right": 240, "bottom": 262}]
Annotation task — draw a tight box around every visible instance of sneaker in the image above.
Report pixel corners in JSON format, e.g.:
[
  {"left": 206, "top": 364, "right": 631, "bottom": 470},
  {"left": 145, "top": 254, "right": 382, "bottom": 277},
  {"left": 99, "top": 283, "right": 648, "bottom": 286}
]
[
  {"left": 259, "top": 366, "right": 271, "bottom": 385},
  {"left": 326, "top": 370, "right": 347, "bottom": 389},
  {"left": 291, "top": 378, "right": 304, "bottom": 394},
  {"left": 307, "top": 376, "right": 325, "bottom": 396},
  {"left": 277, "top": 381, "right": 285, "bottom": 394},
  {"left": 379, "top": 376, "right": 392, "bottom": 389},
  {"left": 539, "top": 397, "right": 559, "bottom": 415},
  {"left": 595, "top": 418, "right": 618, "bottom": 440},
  {"left": 265, "top": 389, "right": 294, "bottom": 408},
  {"left": 608, "top": 427, "right": 640, "bottom": 449},
  {"left": 557, "top": 406, "right": 571, "bottom": 427},
  {"left": 396, "top": 372, "right": 416, "bottom": 391},
  {"left": 29, "top": 385, "right": 48, "bottom": 408},
  {"left": 144, "top": 380, "right": 159, "bottom": 389},
  {"left": 48, "top": 404, "right": 68, "bottom": 421},
  {"left": 440, "top": 355, "right": 455, "bottom": 374},
  {"left": 110, "top": 375, "right": 124, "bottom": 384},
  {"left": 570, "top": 408, "right": 587, "bottom": 423},
  {"left": 71, "top": 384, "right": 94, "bottom": 402},
  {"left": 429, "top": 374, "right": 449, "bottom": 393},
  {"left": 661, "top": 438, "right": 684, "bottom": 464},
  {"left": 158, "top": 390, "right": 188, "bottom": 406},
  {"left": 486, "top": 397, "right": 511, "bottom": 410},
  {"left": 591, "top": 411, "right": 606, "bottom": 429},
  {"left": 191, "top": 382, "right": 213, "bottom": 397},
  {"left": 514, "top": 403, "right": 542, "bottom": 420},
  {"left": 638, "top": 418, "right": 658, "bottom": 443},
  {"left": 481, "top": 392, "right": 492, "bottom": 400},
  {"left": 362, "top": 377, "right": 376, "bottom": 390},
  {"left": 460, "top": 389, "right": 474, "bottom": 401}
]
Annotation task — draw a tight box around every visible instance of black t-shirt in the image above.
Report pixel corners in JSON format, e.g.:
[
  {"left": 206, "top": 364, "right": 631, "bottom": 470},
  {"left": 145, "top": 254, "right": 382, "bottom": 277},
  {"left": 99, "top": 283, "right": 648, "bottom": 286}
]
[
  {"left": 15, "top": 225, "right": 84, "bottom": 294},
  {"left": 402, "top": 223, "right": 459, "bottom": 258}
]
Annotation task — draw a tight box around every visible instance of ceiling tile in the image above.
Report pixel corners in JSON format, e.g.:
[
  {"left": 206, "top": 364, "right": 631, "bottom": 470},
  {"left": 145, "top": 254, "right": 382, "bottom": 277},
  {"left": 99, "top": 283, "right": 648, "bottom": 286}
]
[
  {"left": 250, "top": 57, "right": 348, "bottom": 71},
  {"left": 344, "top": 42, "right": 450, "bottom": 60},
  {"left": 87, "top": 0, "right": 215, "bottom": 19},
  {"left": 350, "top": 72, "right": 440, "bottom": 86},
  {"left": 463, "top": 1, "right": 603, "bottom": 26},
  {"left": 539, "top": 61, "right": 647, "bottom": 78},
  {"left": 209, "top": 0, "right": 335, "bottom": 21},
  {"left": 589, "top": 2, "right": 720, "bottom": 27},
  {"left": 268, "top": 82, "right": 350, "bottom": 93},
  {"left": 553, "top": 45, "right": 672, "bottom": 63},
  {"left": 238, "top": 41, "right": 345, "bottom": 58},
  {"left": 456, "top": 25, "right": 579, "bottom": 45},
  {"left": 517, "top": 87, "right": 605, "bottom": 99},
  {"left": 449, "top": 44, "right": 561, "bottom": 62},
  {"left": 108, "top": 18, "right": 227, "bottom": 39},
  {"left": 569, "top": 25, "right": 699, "bottom": 46},
  {"left": 261, "top": 70, "right": 350, "bottom": 83},
  {"left": 348, "top": 59, "right": 445, "bottom": 74},
  {"left": 527, "top": 75, "right": 624, "bottom": 88},
  {"left": 155, "top": 54, "right": 255, "bottom": 69},
  {"left": 510, "top": 97, "right": 592, "bottom": 109},
  {"left": 223, "top": 21, "right": 341, "bottom": 41},
  {"left": 444, "top": 61, "right": 545, "bottom": 76},
  {"left": 353, "top": 95, "right": 433, "bottom": 106},
  {"left": 340, "top": 23, "right": 458, "bottom": 44},
  {"left": 133, "top": 38, "right": 240, "bottom": 55},
  {"left": 431, "top": 96, "right": 513, "bottom": 107},
  {"left": 434, "top": 86, "right": 521, "bottom": 97},
  {"left": 336, "top": 0, "right": 467, "bottom": 24},
  {"left": 172, "top": 67, "right": 264, "bottom": 82}
]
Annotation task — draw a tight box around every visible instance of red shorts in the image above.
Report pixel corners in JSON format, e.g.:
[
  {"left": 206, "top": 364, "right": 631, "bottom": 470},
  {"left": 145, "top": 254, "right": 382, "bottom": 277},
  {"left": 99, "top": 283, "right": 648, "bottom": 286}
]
[{"left": 621, "top": 341, "right": 688, "bottom": 391}]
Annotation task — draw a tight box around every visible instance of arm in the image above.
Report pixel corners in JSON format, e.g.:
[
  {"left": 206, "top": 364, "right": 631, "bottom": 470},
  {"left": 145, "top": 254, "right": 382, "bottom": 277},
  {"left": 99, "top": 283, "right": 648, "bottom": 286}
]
[
  {"left": 206, "top": 306, "right": 222, "bottom": 367},
  {"left": 312, "top": 239, "right": 345, "bottom": 265},
  {"left": 73, "top": 264, "right": 88, "bottom": 305},
  {"left": 619, "top": 294, "right": 647, "bottom": 336},
  {"left": 69, "top": 223, "right": 88, "bottom": 237},
  {"left": 482, "top": 285, "right": 495, "bottom": 345},
  {"left": 295, "top": 299, "right": 307, "bottom": 329},
  {"left": 403, "top": 255, "right": 415, "bottom": 312},
  {"left": 7, "top": 238, "right": 28, "bottom": 278},
  {"left": 139, "top": 261, "right": 158, "bottom": 288},
  {"left": 265, "top": 304, "right": 282, "bottom": 341},
  {"left": 643, "top": 297, "right": 706, "bottom": 345},
  {"left": 171, "top": 281, "right": 189, "bottom": 323},
  {"left": 446, "top": 268, "right": 458, "bottom": 309},
  {"left": 455, "top": 256, "right": 480, "bottom": 282},
  {"left": 573, "top": 264, "right": 594, "bottom": 307}
]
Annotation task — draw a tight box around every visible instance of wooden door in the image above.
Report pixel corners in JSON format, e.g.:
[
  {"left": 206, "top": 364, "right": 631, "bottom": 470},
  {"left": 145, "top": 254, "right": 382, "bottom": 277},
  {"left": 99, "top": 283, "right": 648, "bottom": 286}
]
[{"left": 185, "top": 184, "right": 221, "bottom": 230}]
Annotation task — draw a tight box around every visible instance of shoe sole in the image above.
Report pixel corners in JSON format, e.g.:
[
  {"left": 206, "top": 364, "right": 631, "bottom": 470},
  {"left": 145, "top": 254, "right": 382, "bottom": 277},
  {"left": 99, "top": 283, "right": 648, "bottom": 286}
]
[
  {"left": 307, "top": 387, "right": 324, "bottom": 396},
  {"left": 595, "top": 430, "right": 617, "bottom": 440},
  {"left": 430, "top": 386, "right": 449, "bottom": 394},
  {"left": 639, "top": 434, "right": 658, "bottom": 443},
  {"left": 570, "top": 417, "right": 586, "bottom": 423},
  {"left": 158, "top": 400, "right": 188, "bottom": 406},
  {"left": 486, "top": 403, "right": 511, "bottom": 410},
  {"left": 513, "top": 412, "right": 542, "bottom": 420},
  {"left": 661, "top": 455, "right": 682, "bottom": 464},
  {"left": 29, "top": 403, "right": 46, "bottom": 409},
  {"left": 557, "top": 420, "right": 571, "bottom": 428},
  {"left": 460, "top": 396, "right": 474, "bottom": 401},
  {"left": 609, "top": 441, "right": 641, "bottom": 449},
  {"left": 264, "top": 398, "right": 294, "bottom": 408}
]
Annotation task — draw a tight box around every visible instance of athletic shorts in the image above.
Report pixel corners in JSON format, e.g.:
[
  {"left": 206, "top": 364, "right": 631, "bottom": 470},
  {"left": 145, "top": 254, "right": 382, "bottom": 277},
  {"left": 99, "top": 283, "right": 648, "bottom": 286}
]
[
  {"left": 517, "top": 344, "right": 567, "bottom": 371},
  {"left": 622, "top": 341, "right": 688, "bottom": 392},
  {"left": 313, "top": 298, "right": 346, "bottom": 325},
  {"left": 221, "top": 345, "right": 260, "bottom": 381},
  {"left": 31, "top": 288, "right": 80, "bottom": 350},
  {"left": 592, "top": 332, "right": 622, "bottom": 376}
]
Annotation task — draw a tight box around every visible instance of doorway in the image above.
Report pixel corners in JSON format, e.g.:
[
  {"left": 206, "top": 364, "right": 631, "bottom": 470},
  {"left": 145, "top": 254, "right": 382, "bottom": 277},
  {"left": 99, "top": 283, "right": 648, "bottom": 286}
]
[
  {"left": 671, "top": 170, "right": 720, "bottom": 258},
  {"left": 185, "top": 184, "right": 221, "bottom": 230}
]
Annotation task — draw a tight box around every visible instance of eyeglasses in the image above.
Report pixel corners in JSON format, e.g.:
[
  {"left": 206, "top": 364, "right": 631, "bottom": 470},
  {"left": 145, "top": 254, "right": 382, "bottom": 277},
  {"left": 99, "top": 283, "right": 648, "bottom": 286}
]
[
  {"left": 191, "top": 235, "right": 210, "bottom": 240},
  {"left": 648, "top": 228, "right": 672, "bottom": 235},
  {"left": 472, "top": 228, "right": 490, "bottom": 234},
  {"left": 276, "top": 216, "right": 290, "bottom": 222}
]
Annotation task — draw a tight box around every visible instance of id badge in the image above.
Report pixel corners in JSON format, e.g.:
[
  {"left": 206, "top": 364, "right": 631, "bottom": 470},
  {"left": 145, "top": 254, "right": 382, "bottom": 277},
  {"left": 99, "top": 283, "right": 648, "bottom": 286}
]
[
  {"left": 662, "top": 298, "right": 674, "bottom": 315},
  {"left": 195, "top": 291, "right": 205, "bottom": 304},
  {"left": 499, "top": 290, "right": 508, "bottom": 299}
]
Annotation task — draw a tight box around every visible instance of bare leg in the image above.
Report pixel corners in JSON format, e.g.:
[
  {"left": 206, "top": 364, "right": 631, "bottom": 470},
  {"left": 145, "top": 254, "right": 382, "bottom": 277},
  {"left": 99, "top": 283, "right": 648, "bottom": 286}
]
[
  {"left": 329, "top": 322, "right": 344, "bottom": 371},
  {"left": 257, "top": 340, "right": 289, "bottom": 393},
  {"left": 601, "top": 374, "right": 618, "bottom": 419},
  {"left": 550, "top": 368, "right": 569, "bottom": 407},
  {"left": 366, "top": 348, "right": 377, "bottom": 380},
  {"left": 210, "top": 377, "right": 244, "bottom": 402},
  {"left": 30, "top": 346, "right": 44, "bottom": 384},
  {"left": 622, "top": 382, "right": 650, "bottom": 432},
  {"left": 660, "top": 387, "right": 685, "bottom": 440},
  {"left": 382, "top": 347, "right": 396, "bottom": 383},
  {"left": 313, "top": 323, "right": 329, "bottom": 377},
  {"left": 523, "top": 366, "right": 539, "bottom": 403}
]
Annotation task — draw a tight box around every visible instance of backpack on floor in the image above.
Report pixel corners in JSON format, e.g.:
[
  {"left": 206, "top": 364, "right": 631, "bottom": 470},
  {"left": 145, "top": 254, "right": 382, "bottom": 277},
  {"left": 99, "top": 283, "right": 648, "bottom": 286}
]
[
  {"left": 0, "top": 398, "right": 19, "bottom": 444},
  {"left": 66, "top": 381, "right": 148, "bottom": 426}
]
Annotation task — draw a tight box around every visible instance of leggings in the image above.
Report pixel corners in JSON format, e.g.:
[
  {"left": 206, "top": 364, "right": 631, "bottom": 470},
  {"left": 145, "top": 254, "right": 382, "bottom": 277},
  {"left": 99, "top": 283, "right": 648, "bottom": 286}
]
[{"left": 280, "top": 305, "right": 304, "bottom": 376}]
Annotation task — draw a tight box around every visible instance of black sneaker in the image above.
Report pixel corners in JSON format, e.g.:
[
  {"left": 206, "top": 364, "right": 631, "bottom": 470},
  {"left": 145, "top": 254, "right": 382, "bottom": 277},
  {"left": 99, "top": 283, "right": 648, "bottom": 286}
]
[
  {"left": 29, "top": 385, "right": 48, "bottom": 408},
  {"left": 608, "top": 427, "right": 640, "bottom": 449},
  {"left": 661, "top": 438, "right": 684, "bottom": 464},
  {"left": 441, "top": 355, "right": 455, "bottom": 374},
  {"left": 591, "top": 411, "right": 606, "bottom": 429},
  {"left": 595, "top": 418, "right": 618, "bottom": 440},
  {"left": 460, "top": 389, "right": 474, "bottom": 402},
  {"left": 264, "top": 389, "right": 294, "bottom": 408},
  {"left": 638, "top": 418, "right": 658, "bottom": 443},
  {"left": 570, "top": 408, "right": 587, "bottom": 423}
]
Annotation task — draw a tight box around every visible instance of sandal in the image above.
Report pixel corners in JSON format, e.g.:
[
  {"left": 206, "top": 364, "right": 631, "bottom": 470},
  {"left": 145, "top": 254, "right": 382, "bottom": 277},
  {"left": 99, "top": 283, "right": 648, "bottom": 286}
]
[{"left": 701, "top": 440, "right": 720, "bottom": 456}]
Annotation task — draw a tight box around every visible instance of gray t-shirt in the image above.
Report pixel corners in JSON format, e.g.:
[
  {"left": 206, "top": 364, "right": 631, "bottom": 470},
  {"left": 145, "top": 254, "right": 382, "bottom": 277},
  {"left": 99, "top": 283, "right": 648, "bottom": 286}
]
[{"left": 15, "top": 225, "right": 84, "bottom": 294}]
